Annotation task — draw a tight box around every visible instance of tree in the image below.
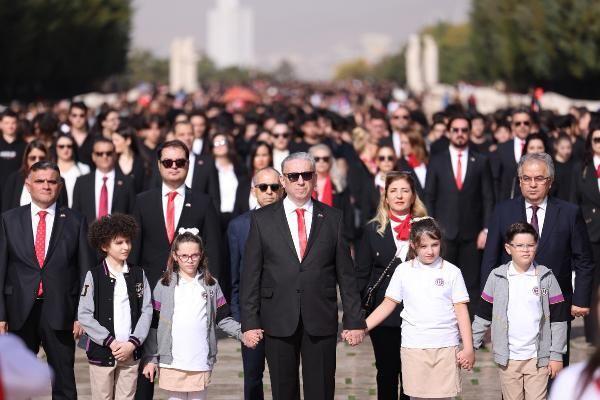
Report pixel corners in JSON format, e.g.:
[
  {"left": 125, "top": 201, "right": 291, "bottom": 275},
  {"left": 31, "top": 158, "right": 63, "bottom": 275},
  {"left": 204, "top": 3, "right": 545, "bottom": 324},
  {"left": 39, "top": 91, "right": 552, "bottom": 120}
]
[
  {"left": 272, "top": 59, "right": 296, "bottom": 82},
  {"left": 0, "top": 0, "right": 132, "bottom": 100},
  {"left": 334, "top": 59, "right": 371, "bottom": 81},
  {"left": 372, "top": 47, "right": 406, "bottom": 83},
  {"left": 126, "top": 49, "right": 168, "bottom": 85}
]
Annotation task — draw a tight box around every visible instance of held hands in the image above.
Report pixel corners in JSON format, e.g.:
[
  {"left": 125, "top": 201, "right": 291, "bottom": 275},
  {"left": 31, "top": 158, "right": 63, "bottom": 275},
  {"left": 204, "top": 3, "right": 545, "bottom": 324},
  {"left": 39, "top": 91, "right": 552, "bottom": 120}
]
[
  {"left": 73, "top": 321, "right": 84, "bottom": 340},
  {"left": 456, "top": 348, "right": 475, "bottom": 371},
  {"left": 242, "top": 329, "right": 264, "bottom": 349},
  {"left": 0, "top": 321, "right": 7, "bottom": 334},
  {"left": 548, "top": 360, "right": 563, "bottom": 379},
  {"left": 571, "top": 306, "right": 590, "bottom": 318},
  {"left": 109, "top": 341, "right": 136, "bottom": 362},
  {"left": 142, "top": 362, "right": 157, "bottom": 382},
  {"left": 341, "top": 329, "right": 366, "bottom": 346}
]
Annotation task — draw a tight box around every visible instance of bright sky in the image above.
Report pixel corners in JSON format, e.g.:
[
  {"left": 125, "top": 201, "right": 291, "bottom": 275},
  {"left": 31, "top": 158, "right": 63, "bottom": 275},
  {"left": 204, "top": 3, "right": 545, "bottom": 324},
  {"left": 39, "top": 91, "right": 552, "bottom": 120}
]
[{"left": 132, "top": 0, "right": 470, "bottom": 79}]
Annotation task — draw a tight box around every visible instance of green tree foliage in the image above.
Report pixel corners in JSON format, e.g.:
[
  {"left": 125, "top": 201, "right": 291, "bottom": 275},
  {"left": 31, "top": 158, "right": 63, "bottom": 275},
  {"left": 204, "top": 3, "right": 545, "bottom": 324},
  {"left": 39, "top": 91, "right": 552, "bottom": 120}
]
[
  {"left": 126, "top": 49, "right": 169, "bottom": 85},
  {"left": 0, "top": 0, "right": 131, "bottom": 100},
  {"left": 471, "top": 0, "right": 600, "bottom": 98},
  {"left": 334, "top": 59, "right": 371, "bottom": 81},
  {"left": 372, "top": 48, "right": 406, "bottom": 83}
]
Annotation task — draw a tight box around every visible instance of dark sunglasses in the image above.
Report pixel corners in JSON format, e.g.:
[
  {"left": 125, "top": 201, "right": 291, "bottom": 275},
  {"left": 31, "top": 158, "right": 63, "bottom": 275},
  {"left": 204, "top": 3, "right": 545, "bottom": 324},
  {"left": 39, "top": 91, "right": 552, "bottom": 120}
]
[
  {"left": 255, "top": 183, "right": 281, "bottom": 192},
  {"left": 284, "top": 171, "right": 314, "bottom": 182},
  {"left": 70, "top": 113, "right": 85, "bottom": 118},
  {"left": 392, "top": 115, "right": 410, "bottom": 120},
  {"left": 57, "top": 144, "right": 73, "bottom": 149},
  {"left": 450, "top": 127, "right": 469, "bottom": 133},
  {"left": 160, "top": 158, "right": 188, "bottom": 169},
  {"left": 378, "top": 155, "right": 395, "bottom": 162},
  {"left": 513, "top": 120, "right": 531, "bottom": 127},
  {"left": 272, "top": 133, "right": 290, "bottom": 139},
  {"left": 28, "top": 155, "right": 45, "bottom": 162},
  {"left": 93, "top": 151, "right": 114, "bottom": 158},
  {"left": 314, "top": 156, "right": 330, "bottom": 163},
  {"left": 592, "top": 137, "right": 600, "bottom": 144}
]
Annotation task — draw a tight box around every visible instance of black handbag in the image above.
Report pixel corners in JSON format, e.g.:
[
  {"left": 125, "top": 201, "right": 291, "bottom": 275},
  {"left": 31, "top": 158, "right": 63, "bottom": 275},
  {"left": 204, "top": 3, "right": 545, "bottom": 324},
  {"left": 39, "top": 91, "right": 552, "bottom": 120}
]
[{"left": 361, "top": 256, "right": 401, "bottom": 313}]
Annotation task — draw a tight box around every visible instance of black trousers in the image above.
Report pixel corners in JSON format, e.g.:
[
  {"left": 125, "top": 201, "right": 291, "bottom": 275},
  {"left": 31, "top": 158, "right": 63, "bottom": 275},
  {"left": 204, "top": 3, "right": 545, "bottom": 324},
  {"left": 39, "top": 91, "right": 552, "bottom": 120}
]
[
  {"left": 584, "top": 242, "right": 600, "bottom": 343},
  {"left": 369, "top": 326, "right": 409, "bottom": 400},
  {"left": 134, "top": 370, "right": 154, "bottom": 400},
  {"left": 444, "top": 238, "right": 481, "bottom": 317},
  {"left": 13, "top": 299, "right": 77, "bottom": 400},
  {"left": 241, "top": 338, "right": 266, "bottom": 400},
  {"left": 264, "top": 319, "right": 337, "bottom": 400}
]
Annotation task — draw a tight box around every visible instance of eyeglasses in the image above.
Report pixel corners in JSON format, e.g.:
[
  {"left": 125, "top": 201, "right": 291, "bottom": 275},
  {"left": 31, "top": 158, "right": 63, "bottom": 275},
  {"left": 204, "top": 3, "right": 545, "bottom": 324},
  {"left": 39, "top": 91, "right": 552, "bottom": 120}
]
[
  {"left": 592, "top": 137, "right": 600, "bottom": 144},
  {"left": 378, "top": 156, "right": 395, "bottom": 162},
  {"left": 93, "top": 151, "right": 114, "bottom": 158},
  {"left": 272, "top": 133, "right": 290, "bottom": 139},
  {"left": 314, "top": 156, "right": 330, "bottom": 163},
  {"left": 28, "top": 155, "right": 45, "bottom": 162},
  {"left": 160, "top": 158, "right": 188, "bottom": 169},
  {"left": 213, "top": 139, "right": 228, "bottom": 147},
  {"left": 450, "top": 127, "right": 469, "bottom": 133},
  {"left": 32, "top": 179, "right": 59, "bottom": 185},
  {"left": 519, "top": 175, "right": 550, "bottom": 184},
  {"left": 70, "top": 113, "right": 85, "bottom": 119},
  {"left": 57, "top": 144, "right": 73, "bottom": 149},
  {"left": 513, "top": 120, "right": 531, "bottom": 127},
  {"left": 392, "top": 115, "right": 410, "bottom": 120},
  {"left": 255, "top": 183, "right": 281, "bottom": 192},
  {"left": 509, "top": 243, "right": 537, "bottom": 251},
  {"left": 176, "top": 253, "right": 201, "bottom": 263},
  {"left": 284, "top": 171, "right": 315, "bottom": 182}
]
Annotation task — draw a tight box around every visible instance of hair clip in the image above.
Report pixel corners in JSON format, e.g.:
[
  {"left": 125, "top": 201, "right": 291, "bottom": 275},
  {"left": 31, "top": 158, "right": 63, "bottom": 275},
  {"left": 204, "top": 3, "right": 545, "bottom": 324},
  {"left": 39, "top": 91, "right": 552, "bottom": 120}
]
[
  {"left": 411, "top": 216, "right": 434, "bottom": 223},
  {"left": 178, "top": 227, "right": 199, "bottom": 236}
]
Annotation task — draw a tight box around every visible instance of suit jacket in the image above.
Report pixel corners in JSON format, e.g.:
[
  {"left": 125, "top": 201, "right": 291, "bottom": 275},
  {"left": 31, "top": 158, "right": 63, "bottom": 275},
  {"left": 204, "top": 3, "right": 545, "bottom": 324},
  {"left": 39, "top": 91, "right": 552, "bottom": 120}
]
[
  {"left": 490, "top": 140, "right": 521, "bottom": 201},
  {"left": 130, "top": 187, "right": 222, "bottom": 288},
  {"left": 481, "top": 196, "right": 595, "bottom": 307},
  {"left": 71, "top": 169, "right": 136, "bottom": 224},
  {"left": 1, "top": 171, "right": 69, "bottom": 213},
  {"left": 0, "top": 205, "right": 92, "bottom": 330},
  {"left": 570, "top": 162, "right": 600, "bottom": 243},
  {"left": 425, "top": 148, "right": 494, "bottom": 240},
  {"left": 240, "top": 199, "right": 366, "bottom": 337},
  {"left": 227, "top": 211, "right": 252, "bottom": 322},
  {"left": 120, "top": 155, "right": 148, "bottom": 194}
]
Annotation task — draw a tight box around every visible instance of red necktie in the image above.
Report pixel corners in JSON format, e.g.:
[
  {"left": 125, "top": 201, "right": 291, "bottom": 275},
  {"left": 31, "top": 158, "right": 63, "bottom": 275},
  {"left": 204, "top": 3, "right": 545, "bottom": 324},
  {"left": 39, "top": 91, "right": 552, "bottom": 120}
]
[
  {"left": 455, "top": 151, "right": 463, "bottom": 190},
  {"left": 98, "top": 176, "right": 108, "bottom": 218},
  {"left": 596, "top": 164, "right": 600, "bottom": 178},
  {"left": 166, "top": 191, "right": 178, "bottom": 243},
  {"left": 35, "top": 211, "right": 48, "bottom": 297},
  {"left": 520, "top": 139, "right": 526, "bottom": 158},
  {"left": 295, "top": 208, "right": 307, "bottom": 260}
]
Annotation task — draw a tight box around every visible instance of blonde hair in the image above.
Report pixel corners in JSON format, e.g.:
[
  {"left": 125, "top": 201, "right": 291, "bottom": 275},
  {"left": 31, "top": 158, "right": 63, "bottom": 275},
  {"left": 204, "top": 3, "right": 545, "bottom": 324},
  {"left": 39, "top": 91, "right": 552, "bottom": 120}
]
[
  {"left": 370, "top": 171, "right": 427, "bottom": 236},
  {"left": 352, "top": 126, "right": 369, "bottom": 153},
  {"left": 402, "top": 128, "right": 429, "bottom": 163}
]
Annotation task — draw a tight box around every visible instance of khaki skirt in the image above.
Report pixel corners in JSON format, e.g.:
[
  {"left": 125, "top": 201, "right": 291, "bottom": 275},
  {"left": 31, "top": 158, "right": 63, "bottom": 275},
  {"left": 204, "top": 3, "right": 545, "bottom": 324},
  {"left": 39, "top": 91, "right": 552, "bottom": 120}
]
[
  {"left": 158, "top": 367, "right": 212, "bottom": 392},
  {"left": 400, "top": 346, "right": 461, "bottom": 398}
]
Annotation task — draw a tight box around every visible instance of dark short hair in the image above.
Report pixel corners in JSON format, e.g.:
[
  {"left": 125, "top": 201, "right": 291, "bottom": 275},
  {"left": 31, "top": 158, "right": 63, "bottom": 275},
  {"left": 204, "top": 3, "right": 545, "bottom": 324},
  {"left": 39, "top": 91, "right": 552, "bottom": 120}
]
[
  {"left": 93, "top": 137, "right": 115, "bottom": 150},
  {"left": 510, "top": 107, "right": 531, "bottom": 120},
  {"left": 88, "top": 213, "right": 138, "bottom": 254},
  {"left": 69, "top": 101, "right": 88, "bottom": 114},
  {"left": 1, "top": 109, "right": 18, "bottom": 120},
  {"left": 157, "top": 139, "right": 189, "bottom": 160},
  {"left": 29, "top": 160, "right": 60, "bottom": 176},
  {"left": 447, "top": 114, "right": 471, "bottom": 131},
  {"left": 504, "top": 222, "right": 539, "bottom": 244}
]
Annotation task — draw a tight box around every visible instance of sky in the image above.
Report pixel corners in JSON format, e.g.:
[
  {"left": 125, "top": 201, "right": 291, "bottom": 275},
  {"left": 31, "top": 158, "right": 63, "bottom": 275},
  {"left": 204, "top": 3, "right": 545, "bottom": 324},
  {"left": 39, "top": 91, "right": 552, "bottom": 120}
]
[{"left": 132, "top": 0, "right": 470, "bottom": 79}]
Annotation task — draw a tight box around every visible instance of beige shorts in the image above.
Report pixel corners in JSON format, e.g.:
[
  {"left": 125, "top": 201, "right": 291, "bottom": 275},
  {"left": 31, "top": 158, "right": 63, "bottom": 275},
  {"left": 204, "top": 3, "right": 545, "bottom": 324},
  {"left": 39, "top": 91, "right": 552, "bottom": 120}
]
[
  {"left": 400, "top": 346, "right": 461, "bottom": 398},
  {"left": 159, "top": 368, "right": 212, "bottom": 392}
]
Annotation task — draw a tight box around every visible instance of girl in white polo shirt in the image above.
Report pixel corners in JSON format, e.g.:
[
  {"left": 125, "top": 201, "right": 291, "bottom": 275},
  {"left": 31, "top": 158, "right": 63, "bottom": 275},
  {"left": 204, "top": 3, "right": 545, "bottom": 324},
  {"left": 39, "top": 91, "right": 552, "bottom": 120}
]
[{"left": 365, "top": 217, "right": 474, "bottom": 399}]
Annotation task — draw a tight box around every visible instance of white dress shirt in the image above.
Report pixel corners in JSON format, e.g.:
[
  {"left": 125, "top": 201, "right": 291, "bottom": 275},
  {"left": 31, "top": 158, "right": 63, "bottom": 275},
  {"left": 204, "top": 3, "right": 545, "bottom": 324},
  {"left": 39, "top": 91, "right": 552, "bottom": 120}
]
[
  {"left": 62, "top": 162, "right": 91, "bottom": 207},
  {"left": 525, "top": 197, "right": 548, "bottom": 237},
  {"left": 162, "top": 183, "right": 186, "bottom": 232},
  {"left": 392, "top": 131, "right": 401, "bottom": 158},
  {"left": 185, "top": 153, "right": 196, "bottom": 189},
  {"left": 20, "top": 185, "right": 32, "bottom": 206},
  {"left": 449, "top": 145, "right": 468, "bottom": 184},
  {"left": 594, "top": 155, "right": 600, "bottom": 192},
  {"left": 216, "top": 162, "right": 238, "bottom": 213},
  {"left": 413, "top": 164, "right": 427, "bottom": 189},
  {"left": 192, "top": 138, "right": 204, "bottom": 155},
  {"left": 283, "top": 196, "right": 313, "bottom": 261},
  {"left": 30, "top": 202, "right": 56, "bottom": 259},
  {"left": 94, "top": 169, "right": 115, "bottom": 218},
  {"left": 389, "top": 217, "right": 410, "bottom": 261},
  {"left": 514, "top": 138, "right": 526, "bottom": 163},
  {"left": 105, "top": 260, "right": 132, "bottom": 343},
  {"left": 273, "top": 149, "right": 290, "bottom": 173}
]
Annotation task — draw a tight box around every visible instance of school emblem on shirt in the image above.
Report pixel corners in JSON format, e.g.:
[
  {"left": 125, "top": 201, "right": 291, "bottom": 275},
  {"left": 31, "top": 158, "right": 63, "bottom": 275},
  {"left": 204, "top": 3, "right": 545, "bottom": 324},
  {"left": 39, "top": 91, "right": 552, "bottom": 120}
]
[
  {"left": 202, "top": 291, "right": 208, "bottom": 300},
  {"left": 533, "top": 287, "right": 540, "bottom": 296},
  {"left": 135, "top": 283, "right": 143, "bottom": 298},
  {"left": 434, "top": 278, "right": 445, "bottom": 287},
  {"left": 80, "top": 284, "right": 89, "bottom": 297}
]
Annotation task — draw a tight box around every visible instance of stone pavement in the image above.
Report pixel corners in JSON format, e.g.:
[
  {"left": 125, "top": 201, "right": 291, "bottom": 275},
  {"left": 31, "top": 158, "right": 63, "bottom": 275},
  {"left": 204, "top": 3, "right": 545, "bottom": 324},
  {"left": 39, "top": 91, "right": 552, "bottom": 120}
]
[{"left": 34, "top": 318, "right": 593, "bottom": 399}]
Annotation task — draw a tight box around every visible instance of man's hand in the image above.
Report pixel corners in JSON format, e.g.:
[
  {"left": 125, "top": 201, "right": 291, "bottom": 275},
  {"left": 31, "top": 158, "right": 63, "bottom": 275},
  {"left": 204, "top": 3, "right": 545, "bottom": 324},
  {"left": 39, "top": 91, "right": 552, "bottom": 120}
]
[
  {"left": 113, "top": 341, "right": 136, "bottom": 362},
  {"left": 142, "top": 362, "right": 157, "bottom": 382},
  {"left": 242, "top": 329, "right": 264, "bottom": 349},
  {"left": 73, "top": 321, "right": 84, "bottom": 340},
  {"left": 548, "top": 360, "right": 563, "bottom": 379},
  {"left": 571, "top": 305, "right": 590, "bottom": 318},
  {"left": 476, "top": 230, "right": 487, "bottom": 250},
  {"left": 343, "top": 329, "right": 365, "bottom": 346},
  {"left": 0, "top": 321, "right": 7, "bottom": 334}
]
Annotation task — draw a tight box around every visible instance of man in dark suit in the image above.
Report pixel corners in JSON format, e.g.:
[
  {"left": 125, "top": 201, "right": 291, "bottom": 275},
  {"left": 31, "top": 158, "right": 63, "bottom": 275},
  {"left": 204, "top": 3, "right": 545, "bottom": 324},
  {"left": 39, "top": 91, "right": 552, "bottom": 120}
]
[
  {"left": 72, "top": 138, "right": 136, "bottom": 224},
  {"left": 491, "top": 107, "right": 533, "bottom": 200},
  {"left": 228, "top": 166, "right": 284, "bottom": 400},
  {"left": 130, "top": 140, "right": 222, "bottom": 399},
  {"left": 379, "top": 105, "right": 412, "bottom": 158},
  {"left": 481, "top": 152, "right": 595, "bottom": 364},
  {"left": 0, "top": 161, "right": 93, "bottom": 399},
  {"left": 241, "top": 152, "right": 366, "bottom": 400},
  {"left": 425, "top": 114, "right": 495, "bottom": 310}
]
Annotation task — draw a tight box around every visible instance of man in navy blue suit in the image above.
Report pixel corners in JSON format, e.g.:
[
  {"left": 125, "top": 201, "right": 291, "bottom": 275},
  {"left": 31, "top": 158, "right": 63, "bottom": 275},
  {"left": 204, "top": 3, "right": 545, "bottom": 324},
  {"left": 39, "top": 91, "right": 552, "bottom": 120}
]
[
  {"left": 227, "top": 167, "right": 284, "bottom": 400},
  {"left": 481, "top": 152, "right": 595, "bottom": 364}
]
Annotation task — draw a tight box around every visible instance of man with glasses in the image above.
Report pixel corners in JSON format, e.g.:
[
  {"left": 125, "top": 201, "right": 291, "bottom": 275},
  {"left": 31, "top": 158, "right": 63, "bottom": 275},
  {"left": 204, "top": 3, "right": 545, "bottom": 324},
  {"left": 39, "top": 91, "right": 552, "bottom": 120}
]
[
  {"left": 228, "top": 167, "right": 284, "bottom": 400},
  {"left": 72, "top": 138, "right": 135, "bottom": 225},
  {"left": 130, "top": 140, "right": 222, "bottom": 400},
  {"left": 271, "top": 121, "right": 291, "bottom": 173},
  {"left": 381, "top": 105, "right": 411, "bottom": 158},
  {"left": 425, "top": 114, "right": 494, "bottom": 315},
  {"left": 481, "top": 152, "right": 594, "bottom": 365},
  {"left": 492, "top": 107, "right": 533, "bottom": 200},
  {"left": 241, "top": 152, "right": 366, "bottom": 400},
  {"left": 65, "top": 102, "right": 94, "bottom": 167}
]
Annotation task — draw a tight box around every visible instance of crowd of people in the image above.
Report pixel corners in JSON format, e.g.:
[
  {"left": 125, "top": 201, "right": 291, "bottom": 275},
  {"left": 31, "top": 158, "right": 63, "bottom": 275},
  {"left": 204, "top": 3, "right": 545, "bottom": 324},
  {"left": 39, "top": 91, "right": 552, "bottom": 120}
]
[{"left": 0, "top": 82, "right": 599, "bottom": 400}]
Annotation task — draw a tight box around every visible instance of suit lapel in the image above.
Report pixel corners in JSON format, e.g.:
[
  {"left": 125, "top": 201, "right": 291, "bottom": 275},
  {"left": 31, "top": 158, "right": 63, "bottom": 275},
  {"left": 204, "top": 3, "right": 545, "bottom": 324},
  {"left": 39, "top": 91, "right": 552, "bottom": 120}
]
[
  {"left": 112, "top": 170, "right": 125, "bottom": 212},
  {"left": 382, "top": 223, "right": 397, "bottom": 260},
  {"left": 303, "top": 201, "right": 325, "bottom": 260},
  {"left": 537, "top": 198, "right": 559, "bottom": 252},
  {"left": 45, "top": 207, "right": 66, "bottom": 265},
  {"left": 150, "top": 189, "right": 170, "bottom": 244},
  {"left": 176, "top": 188, "right": 194, "bottom": 232},
  {"left": 583, "top": 165, "right": 600, "bottom": 204},
  {"left": 275, "top": 201, "right": 298, "bottom": 259},
  {"left": 443, "top": 150, "right": 459, "bottom": 191},
  {"left": 19, "top": 205, "right": 38, "bottom": 268},
  {"left": 462, "top": 152, "right": 476, "bottom": 188}
]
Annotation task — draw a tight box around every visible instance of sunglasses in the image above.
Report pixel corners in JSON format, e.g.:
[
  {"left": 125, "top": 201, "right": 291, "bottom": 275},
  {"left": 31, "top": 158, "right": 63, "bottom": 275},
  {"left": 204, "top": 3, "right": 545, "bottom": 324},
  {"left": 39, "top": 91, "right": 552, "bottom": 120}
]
[
  {"left": 93, "top": 151, "right": 114, "bottom": 158},
  {"left": 70, "top": 113, "right": 85, "bottom": 119},
  {"left": 592, "top": 137, "right": 600, "bottom": 144},
  {"left": 255, "top": 183, "right": 281, "bottom": 192},
  {"left": 392, "top": 115, "right": 410, "bottom": 120},
  {"left": 513, "top": 120, "right": 531, "bottom": 127},
  {"left": 450, "top": 127, "right": 469, "bottom": 133},
  {"left": 284, "top": 171, "right": 315, "bottom": 182},
  {"left": 213, "top": 139, "right": 228, "bottom": 147},
  {"left": 57, "top": 144, "right": 73, "bottom": 149},
  {"left": 314, "top": 156, "right": 330, "bottom": 163},
  {"left": 28, "top": 155, "right": 45, "bottom": 162},
  {"left": 272, "top": 133, "right": 290, "bottom": 139},
  {"left": 378, "top": 155, "right": 395, "bottom": 162},
  {"left": 160, "top": 158, "right": 188, "bottom": 169}
]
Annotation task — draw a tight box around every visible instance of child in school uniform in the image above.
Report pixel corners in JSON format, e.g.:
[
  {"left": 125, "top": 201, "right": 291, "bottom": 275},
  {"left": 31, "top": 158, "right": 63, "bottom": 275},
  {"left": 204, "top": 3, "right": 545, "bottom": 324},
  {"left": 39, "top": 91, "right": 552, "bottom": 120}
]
[
  {"left": 78, "top": 213, "right": 153, "bottom": 400},
  {"left": 142, "top": 228, "right": 256, "bottom": 400},
  {"left": 472, "top": 222, "right": 569, "bottom": 400},
  {"left": 364, "top": 217, "right": 474, "bottom": 400}
]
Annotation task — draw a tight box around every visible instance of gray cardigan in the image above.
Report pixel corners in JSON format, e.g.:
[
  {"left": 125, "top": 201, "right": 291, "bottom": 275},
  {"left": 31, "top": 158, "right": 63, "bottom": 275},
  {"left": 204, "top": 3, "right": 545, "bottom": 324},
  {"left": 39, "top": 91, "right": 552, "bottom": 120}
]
[
  {"left": 143, "top": 272, "right": 242, "bottom": 369},
  {"left": 472, "top": 263, "right": 570, "bottom": 367}
]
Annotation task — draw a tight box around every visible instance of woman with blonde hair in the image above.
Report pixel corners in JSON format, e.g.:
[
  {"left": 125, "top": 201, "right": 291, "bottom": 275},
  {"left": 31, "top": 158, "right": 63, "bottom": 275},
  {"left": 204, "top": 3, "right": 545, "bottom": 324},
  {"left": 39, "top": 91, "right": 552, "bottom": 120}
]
[{"left": 356, "top": 171, "right": 427, "bottom": 400}]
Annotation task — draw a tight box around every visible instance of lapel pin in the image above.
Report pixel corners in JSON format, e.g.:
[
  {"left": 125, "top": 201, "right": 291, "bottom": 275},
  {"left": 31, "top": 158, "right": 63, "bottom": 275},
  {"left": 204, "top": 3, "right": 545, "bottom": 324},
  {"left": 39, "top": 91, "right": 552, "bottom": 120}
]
[
  {"left": 185, "top": 203, "right": 192, "bottom": 207},
  {"left": 117, "top": 180, "right": 123, "bottom": 186},
  {"left": 197, "top": 160, "right": 204, "bottom": 165},
  {"left": 470, "top": 157, "right": 475, "bottom": 162},
  {"left": 318, "top": 213, "right": 324, "bottom": 218},
  {"left": 60, "top": 213, "right": 66, "bottom": 218}
]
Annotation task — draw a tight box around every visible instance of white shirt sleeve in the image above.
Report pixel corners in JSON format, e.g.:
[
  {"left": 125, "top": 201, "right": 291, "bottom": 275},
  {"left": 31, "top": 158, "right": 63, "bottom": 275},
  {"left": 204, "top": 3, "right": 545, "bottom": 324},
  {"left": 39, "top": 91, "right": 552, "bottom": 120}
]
[
  {"left": 451, "top": 268, "right": 470, "bottom": 303},
  {"left": 384, "top": 266, "right": 404, "bottom": 303}
]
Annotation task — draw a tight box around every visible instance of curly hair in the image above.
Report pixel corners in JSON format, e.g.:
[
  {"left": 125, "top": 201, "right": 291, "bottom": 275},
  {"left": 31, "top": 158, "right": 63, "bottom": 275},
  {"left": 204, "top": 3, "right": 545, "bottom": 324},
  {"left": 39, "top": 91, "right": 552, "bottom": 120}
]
[{"left": 88, "top": 213, "right": 138, "bottom": 254}]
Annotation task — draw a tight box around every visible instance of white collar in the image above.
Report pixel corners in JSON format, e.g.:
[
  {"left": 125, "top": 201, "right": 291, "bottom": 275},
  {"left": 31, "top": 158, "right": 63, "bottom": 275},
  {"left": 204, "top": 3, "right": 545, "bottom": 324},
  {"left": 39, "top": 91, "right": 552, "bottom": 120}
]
[
  {"left": 594, "top": 155, "right": 600, "bottom": 169},
  {"left": 413, "top": 256, "right": 443, "bottom": 269},
  {"left": 95, "top": 169, "right": 115, "bottom": 180},
  {"left": 106, "top": 259, "right": 129, "bottom": 276},
  {"left": 283, "top": 196, "right": 313, "bottom": 215},
  {"left": 508, "top": 262, "right": 536, "bottom": 276},
  {"left": 449, "top": 145, "right": 468, "bottom": 157},
  {"left": 162, "top": 183, "right": 186, "bottom": 197},
  {"left": 525, "top": 197, "right": 548, "bottom": 211},
  {"left": 31, "top": 202, "right": 57, "bottom": 217}
]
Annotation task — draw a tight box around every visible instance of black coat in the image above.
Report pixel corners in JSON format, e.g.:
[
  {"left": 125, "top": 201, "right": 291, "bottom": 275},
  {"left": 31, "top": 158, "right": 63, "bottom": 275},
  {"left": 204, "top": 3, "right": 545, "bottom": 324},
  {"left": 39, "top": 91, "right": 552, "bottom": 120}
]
[
  {"left": 570, "top": 162, "right": 600, "bottom": 243},
  {"left": 490, "top": 140, "right": 521, "bottom": 201}
]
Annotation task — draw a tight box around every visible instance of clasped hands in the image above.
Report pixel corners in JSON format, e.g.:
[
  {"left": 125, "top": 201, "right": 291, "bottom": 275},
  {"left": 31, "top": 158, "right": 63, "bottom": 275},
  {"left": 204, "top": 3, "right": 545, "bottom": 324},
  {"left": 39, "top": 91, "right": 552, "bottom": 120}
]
[
  {"left": 340, "top": 329, "right": 366, "bottom": 346},
  {"left": 456, "top": 347, "right": 475, "bottom": 371},
  {"left": 242, "top": 329, "right": 264, "bottom": 349},
  {"left": 109, "top": 340, "right": 136, "bottom": 362}
]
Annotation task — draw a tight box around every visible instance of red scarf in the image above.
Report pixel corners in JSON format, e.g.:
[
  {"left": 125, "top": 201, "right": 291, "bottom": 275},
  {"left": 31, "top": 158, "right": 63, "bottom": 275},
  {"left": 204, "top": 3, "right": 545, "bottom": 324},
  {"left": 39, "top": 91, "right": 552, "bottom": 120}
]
[
  {"left": 389, "top": 211, "right": 411, "bottom": 241},
  {"left": 312, "top": 175, "right": 334, "bottom": 207},
  {"left": 406, "top": 154, "right": 421, "bottom": 168}
]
